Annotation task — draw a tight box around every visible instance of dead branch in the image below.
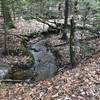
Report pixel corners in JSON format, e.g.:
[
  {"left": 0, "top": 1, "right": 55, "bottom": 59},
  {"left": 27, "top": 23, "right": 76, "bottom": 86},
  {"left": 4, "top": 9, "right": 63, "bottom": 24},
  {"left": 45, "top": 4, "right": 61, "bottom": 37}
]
[
  {"left": 0, "top": 32, "right": 22, "bottom": 38},
  {"left": 36, "top": 17, "right": 100, "bottom": 35},
  {"left": 35, "top": 17, "right": 62, "bottom": 30},
  {"left": 0, "top": 79, "right": 22, "bottom": 83},
  {"left": 75, "top": 25, "right": 100, "bottom": 35},
  {"left": 79, "top": 35, "right": 100, "bottom": 42}
]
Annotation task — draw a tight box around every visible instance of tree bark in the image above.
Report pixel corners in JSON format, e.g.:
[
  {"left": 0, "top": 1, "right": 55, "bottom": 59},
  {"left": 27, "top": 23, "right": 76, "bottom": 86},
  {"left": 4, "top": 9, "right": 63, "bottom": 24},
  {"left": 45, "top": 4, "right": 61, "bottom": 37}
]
[
  {"left": 1, "top": 0, "right": 14, "bottom": 29},
  {"left": 70, "top": 17, "right": 76, "bottom": 67},
  {"left": 62, "top": 0, "right": 69, "bottom": 40}
]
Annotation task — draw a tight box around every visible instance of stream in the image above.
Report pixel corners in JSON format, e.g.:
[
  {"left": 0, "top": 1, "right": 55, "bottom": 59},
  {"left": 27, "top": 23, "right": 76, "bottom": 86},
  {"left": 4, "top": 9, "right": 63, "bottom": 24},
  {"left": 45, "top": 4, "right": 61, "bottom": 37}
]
[{"left": 0, "top": 39, "right": 57, "bottom": 82}]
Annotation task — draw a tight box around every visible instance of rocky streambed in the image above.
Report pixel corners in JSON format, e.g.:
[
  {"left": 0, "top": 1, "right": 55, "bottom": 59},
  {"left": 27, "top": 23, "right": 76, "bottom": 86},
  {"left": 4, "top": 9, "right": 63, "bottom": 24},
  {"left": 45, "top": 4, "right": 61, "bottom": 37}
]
[{"left": 0, "top": 39, "right": 57, "bottom": 82}]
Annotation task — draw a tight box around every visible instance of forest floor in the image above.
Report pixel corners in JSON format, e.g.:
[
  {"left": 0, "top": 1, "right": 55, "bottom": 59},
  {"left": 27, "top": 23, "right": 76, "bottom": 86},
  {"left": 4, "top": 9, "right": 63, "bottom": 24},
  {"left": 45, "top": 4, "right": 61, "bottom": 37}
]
[
  {"left": 0, "top": 19, "right": 100, "bottom": 100},
  {"left": 0, "top": 49, "right": 100, "bottom": 100}
]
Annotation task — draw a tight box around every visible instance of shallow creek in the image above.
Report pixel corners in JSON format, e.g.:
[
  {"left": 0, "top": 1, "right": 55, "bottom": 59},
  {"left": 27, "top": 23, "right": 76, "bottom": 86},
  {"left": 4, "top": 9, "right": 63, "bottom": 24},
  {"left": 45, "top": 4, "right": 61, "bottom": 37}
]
[{"left": 0, "top": 39, "right": 57, "bottom": 82}]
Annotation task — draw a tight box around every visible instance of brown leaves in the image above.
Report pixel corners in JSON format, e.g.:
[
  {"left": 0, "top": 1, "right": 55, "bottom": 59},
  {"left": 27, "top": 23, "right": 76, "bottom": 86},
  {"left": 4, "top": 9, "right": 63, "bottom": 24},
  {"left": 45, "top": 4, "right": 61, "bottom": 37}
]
[{"left": 0, "top": 20, "right": 100, "bottom": 99}]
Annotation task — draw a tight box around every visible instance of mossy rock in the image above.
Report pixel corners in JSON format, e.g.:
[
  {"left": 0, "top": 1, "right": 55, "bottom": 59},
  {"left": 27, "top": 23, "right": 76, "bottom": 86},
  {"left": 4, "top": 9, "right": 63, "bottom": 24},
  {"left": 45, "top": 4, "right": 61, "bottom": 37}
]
[
  {"left": 10, "top": 69, "right": 36, "bottom": 80},
  {"left": 0, "top": 64, "right": 9, "bottom": 68}
]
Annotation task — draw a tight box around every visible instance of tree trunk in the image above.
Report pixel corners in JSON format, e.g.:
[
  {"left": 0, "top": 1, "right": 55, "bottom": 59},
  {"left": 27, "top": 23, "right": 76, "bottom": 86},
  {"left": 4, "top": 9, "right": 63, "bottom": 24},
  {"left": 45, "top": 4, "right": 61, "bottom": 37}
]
[
  {"left": 11, "top": 0, "right": 16, "bottom": 21},
  {"left": 70, "top": 17, "right": 76, "bottom": 67},
  {"left": 1, "top": 0, "right": 14, "bottom": 54},
  {"left": 62, "top": 0, "right": 69, "bottom": 40},
  {"left": 1, "top": 0, "right": 14, "bottom": 29},
  {"left": 3, "top": 25, "right": 8, "bottom": 54}
]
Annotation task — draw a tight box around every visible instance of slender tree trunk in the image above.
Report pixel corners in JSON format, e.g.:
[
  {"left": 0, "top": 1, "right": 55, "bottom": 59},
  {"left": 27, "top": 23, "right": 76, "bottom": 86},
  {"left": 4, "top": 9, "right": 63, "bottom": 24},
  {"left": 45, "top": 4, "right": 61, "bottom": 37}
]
[
  {"left": 1, "top": 0, "right": 14, "bottom": 29},
  {"left": 11, "top": 0, "right": 16, "bottom": 21},
  {"left": 62, "top": 0, "right": 69, "bottom": 40},
  {"left": 3, "top": 24, "right": 8, "bottom": 54},
  {"left": 69, "top": 0, "right": 72, "bottom": 16},
  {"left": 70, "top": 16, "right": 76, "bottom": 67},
  {"left": 1, "top": 0, "right": 7, "bottom": 54}
]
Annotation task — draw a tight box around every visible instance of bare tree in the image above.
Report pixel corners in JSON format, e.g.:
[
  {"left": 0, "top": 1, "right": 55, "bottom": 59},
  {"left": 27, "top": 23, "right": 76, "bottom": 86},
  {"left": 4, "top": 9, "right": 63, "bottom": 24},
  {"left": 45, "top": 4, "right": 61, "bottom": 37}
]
[
  {"left": 70, "top": 16, "right": 76, "bottom": 67},
  {"left": 62, "top": 0, "right": 69, "bottom": 40}
]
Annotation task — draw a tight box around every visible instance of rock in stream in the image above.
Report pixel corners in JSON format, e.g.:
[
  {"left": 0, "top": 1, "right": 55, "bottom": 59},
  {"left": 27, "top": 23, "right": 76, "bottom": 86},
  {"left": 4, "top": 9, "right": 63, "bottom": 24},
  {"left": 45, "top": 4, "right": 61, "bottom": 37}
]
[{"left": 0, "top": 64, "right": 11, "bottom": 79}]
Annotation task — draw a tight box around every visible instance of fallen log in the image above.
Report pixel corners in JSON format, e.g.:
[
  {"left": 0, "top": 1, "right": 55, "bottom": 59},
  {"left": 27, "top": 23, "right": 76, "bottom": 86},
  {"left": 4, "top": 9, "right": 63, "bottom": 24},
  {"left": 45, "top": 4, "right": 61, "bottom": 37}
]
[
  {"left": 35, "top": 17, "right": 100, "bottom": 36},
  {"left": 74, "top": 25, "right": 100, "bottom": 35},
  {"left": 0, "top": 32, "right": 37, "bottom": 39},
  {"left": 0, "top": 18, "right": 99, "bottom": 39},
  {"left": 79, "top": 35, "right": 100, "bottom": 42}
]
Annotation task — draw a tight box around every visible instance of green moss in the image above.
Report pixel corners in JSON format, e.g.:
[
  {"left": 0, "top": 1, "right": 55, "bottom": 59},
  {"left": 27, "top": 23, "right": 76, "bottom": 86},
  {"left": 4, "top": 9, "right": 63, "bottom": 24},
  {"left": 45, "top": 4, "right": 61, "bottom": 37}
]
[
  {"left": 0, "top": 84, "right": 8, "bottom": 90},
  {"left": 10, "top": 69, "right": 34, "bottom": 80},
  {"left": 19, "top": 46, "right": 34, "bottom": 64},
  {"left": 96, "top": 24, "right": 100, "bottom": 30},
  {"left": 0, "top": 64, "right": 9, "bottom": 68}
]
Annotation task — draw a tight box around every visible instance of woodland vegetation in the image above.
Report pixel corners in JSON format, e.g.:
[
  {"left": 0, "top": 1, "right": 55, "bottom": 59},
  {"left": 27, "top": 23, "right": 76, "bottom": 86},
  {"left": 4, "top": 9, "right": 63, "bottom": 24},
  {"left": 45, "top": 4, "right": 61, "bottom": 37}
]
[{"left": 0, "top": 0, "right": 100, "bottom": 100}]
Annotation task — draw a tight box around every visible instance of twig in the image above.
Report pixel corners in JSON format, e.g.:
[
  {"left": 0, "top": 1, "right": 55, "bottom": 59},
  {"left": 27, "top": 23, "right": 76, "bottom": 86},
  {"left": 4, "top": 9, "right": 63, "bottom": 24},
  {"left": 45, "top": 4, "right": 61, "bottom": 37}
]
[
  {"left": 0, "top": 32, "right": 22, "bottom": 38},
  {"left": 0, "top": 79, "right": 22, "bottom": 83}
]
